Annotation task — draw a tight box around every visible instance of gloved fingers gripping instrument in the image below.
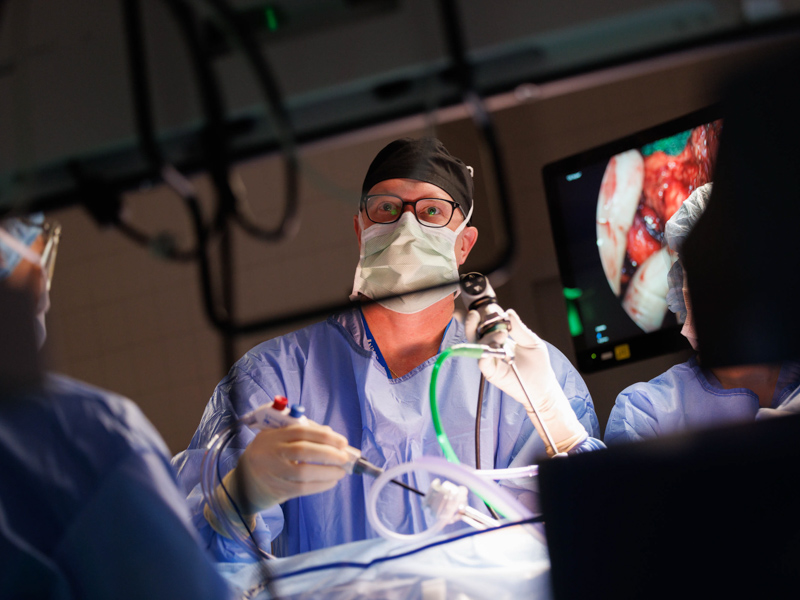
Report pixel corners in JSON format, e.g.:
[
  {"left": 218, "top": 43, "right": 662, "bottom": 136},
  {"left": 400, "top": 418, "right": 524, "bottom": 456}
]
[
  {"left": 238, "top": 401, "right": 422, "bottom": 495},
  {"left": 459, "top": 273, "right": 584, "bottom": 458},
  {"left": 201, "top": 397, "right": 423, "bottom": 557},
  {"left": 480, "top": 308, "right": 588, "bottom": 456}
]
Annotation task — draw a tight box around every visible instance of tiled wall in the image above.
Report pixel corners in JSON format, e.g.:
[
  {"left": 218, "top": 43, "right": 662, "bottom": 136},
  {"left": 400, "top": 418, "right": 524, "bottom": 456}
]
[{"left": 45, "top": 195, "right": 225, "bottom": 452}]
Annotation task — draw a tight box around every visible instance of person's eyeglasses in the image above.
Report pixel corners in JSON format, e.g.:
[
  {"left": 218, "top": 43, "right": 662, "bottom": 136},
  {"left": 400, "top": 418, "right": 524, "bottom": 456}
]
[
  {"left": 39, "top": 221, "right": 61, "bottom": 291},
  {"left": 361, "top": 195, "right": 464, "bottom": 228}
]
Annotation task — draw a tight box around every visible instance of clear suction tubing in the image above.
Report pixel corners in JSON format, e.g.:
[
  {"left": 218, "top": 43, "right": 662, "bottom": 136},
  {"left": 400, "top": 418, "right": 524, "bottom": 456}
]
[{"left": 366, "top": 456, "right": 543, "bottom": 544}]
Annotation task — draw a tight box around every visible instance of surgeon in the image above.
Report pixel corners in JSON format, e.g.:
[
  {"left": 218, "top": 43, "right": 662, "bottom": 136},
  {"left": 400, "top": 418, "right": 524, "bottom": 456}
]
[
  {"left": 173, "top": 137, "right": 603, "bottom": 560},
  {"left": 0, "top": 216, "right": 231, "bottom": 599},
  {"left": 604, "top": 184, "right": 800, "bottom": 445}
]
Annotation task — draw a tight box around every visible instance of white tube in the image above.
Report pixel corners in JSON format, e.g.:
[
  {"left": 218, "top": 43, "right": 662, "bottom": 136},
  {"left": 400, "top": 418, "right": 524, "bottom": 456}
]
[
  {"left": 472, "top": 465, "right": 539, "bottom": 479},
  {"left": 366, "top": 462, "right": 451, "bottom": 544},
  {"left": 366, "top": 456, "right": 539, "bottom": 544}
]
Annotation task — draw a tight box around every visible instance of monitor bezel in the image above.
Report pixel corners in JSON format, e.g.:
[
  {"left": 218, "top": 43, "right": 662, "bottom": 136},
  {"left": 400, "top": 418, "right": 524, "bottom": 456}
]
[{"left": 542, "top": 105, "right": 721, "bottom": 373}]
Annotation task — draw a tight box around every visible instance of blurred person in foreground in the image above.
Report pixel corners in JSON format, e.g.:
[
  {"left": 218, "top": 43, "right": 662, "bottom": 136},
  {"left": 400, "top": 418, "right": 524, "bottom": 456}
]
[{"left": 0, "top": 216, "right": 231, "bottom": 599}]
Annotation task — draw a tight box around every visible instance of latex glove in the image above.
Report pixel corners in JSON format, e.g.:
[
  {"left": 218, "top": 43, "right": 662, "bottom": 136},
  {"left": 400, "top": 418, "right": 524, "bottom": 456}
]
[
  {"left": 204, "top": 423, "right": 350, "bottom": 537},
  {"left": 466, "top": 308, "right": 588, "bottom": 455}
]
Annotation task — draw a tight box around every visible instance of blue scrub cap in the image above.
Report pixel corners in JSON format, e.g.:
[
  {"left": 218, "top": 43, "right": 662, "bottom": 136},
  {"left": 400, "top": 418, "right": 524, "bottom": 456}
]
[
  {"left": 0, "top": 214, "right": 45, "bottom": 281},
  {"left": 665, "top": 184, "right": 712, "bottom": 321}
]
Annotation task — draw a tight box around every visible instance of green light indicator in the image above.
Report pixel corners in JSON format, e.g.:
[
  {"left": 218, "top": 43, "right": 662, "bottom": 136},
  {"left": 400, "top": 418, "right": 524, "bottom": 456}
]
[
  {"left": 566, "top": 304, "right": 583, "bottom": 337},
  {"left": 264, "top": 7, "right": 279, "bottom": 32},
  {"left": 563, "top": 287, "right": 584, "bottom": 337},
  {"left": 591, "top": 353, "right": 597, "bottom": 359}
]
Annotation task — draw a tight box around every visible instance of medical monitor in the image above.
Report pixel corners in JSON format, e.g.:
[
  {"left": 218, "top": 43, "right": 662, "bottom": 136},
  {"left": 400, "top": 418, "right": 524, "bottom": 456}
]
[{"left": 542, "top": 107, "right": 722, "bottom": 373}]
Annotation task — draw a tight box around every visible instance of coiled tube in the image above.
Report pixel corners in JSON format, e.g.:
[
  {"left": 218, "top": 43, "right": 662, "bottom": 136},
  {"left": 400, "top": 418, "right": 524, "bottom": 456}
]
[{"left": 366, "top": 456, "right": 541, "bottom": 544}]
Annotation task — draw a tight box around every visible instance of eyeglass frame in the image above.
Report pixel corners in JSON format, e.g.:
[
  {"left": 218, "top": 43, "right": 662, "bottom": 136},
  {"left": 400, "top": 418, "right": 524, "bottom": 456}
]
[
  {"left": 360, "top": 194, "right": 467, "bottom": 229},
  {"left": 39, "top": 221, "right": 61, "bottom": 289},
  {"left": 17, "top": 218, "right": 62, "bottom": 290}
]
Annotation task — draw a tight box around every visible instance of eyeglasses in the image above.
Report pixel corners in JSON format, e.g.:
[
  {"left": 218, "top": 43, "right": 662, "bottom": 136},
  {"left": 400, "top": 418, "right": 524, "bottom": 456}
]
[
  {"left": 361, "top": 195, "right": 464, "bottom": 228},
  {"left": 39, "top": 221, "right": 61, "bottom": 290}
]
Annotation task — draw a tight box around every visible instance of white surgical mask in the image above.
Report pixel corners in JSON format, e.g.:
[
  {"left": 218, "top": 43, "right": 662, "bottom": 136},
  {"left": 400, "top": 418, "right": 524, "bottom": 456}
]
[{"left": 351, "top": 207, "right": 472, "bottom": 314}]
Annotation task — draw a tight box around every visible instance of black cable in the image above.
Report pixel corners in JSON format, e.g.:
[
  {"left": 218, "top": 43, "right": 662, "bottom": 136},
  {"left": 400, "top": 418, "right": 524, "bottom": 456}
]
[
  {"left": 474, "top": 373, "right": 485, "bottom": 470},
  {"left": 122, "top": 0, "right": 162, "bottom": 173},
  {"left": 158, "top": 0, "right": 241, "bottom": 334},
  {"left": 199, "top": 0, "right": 300, "bottom": 242},
  {"left": 213, "top": 430, "right": 271, "bottom": 557},
  {"left": 161, "top": 0, "right": 234, "bottom": 227},
  {"left": 436, "top": 0, "right": 516, "bottom": 283},
  {"left": 474, "top": 372, "right": 501, "bottom": 521},
  {"left": 119, "top": 0, "right": 200, "bottom": 261},
  {"left": 219, "top": 220, "right": 237, "bottom": 367},
  {"left": 123, "top": 0, "right": 237, "bottom": 349},
  {"left": 183, "top": 179, "right": 230, "bottom": 331}
]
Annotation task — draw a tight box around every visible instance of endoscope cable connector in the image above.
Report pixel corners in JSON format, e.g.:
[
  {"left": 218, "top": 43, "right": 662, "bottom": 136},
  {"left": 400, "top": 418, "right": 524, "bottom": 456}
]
[
  {"left": 350, "top": 454, "right": 384, "bottom": 479},
  {"left": 350, "top": 453, "right": 425, "bottom": 496}
]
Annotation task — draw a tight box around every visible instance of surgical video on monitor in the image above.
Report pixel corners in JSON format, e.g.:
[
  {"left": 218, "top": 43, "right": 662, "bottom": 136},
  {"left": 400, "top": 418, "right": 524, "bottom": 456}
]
[{"left": 543, "top": 108, "right": 722, "bottom": 372}]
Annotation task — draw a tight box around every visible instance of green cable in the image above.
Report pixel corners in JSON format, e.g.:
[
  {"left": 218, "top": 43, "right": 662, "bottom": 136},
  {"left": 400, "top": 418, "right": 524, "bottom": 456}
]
[
  {"left": 430, "top": 344, "right": 485, "bottom": 463},
  {"left": 429, "top": 343, "right": 509, "bottom": 517}
]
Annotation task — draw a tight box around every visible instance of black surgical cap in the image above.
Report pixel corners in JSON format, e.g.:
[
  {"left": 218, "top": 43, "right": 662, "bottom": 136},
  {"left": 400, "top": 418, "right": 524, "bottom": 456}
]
[{"left": 361, "top": 138, "right": 474, "bottom": 214}]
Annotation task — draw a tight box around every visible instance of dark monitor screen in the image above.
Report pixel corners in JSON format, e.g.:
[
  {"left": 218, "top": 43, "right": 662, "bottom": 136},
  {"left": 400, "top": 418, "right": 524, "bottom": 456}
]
[
  {"left": 539, "top": 413, "right": 800, "bottom": 599},
  {"left": 542, "top": 107, "right": 722, "bottom": 373}
]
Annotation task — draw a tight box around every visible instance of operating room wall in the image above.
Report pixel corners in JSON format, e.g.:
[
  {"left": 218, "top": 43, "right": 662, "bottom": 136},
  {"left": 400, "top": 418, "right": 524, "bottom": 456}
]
[{"left": 43, "top": 35, "right": 790, "bottom": 453}]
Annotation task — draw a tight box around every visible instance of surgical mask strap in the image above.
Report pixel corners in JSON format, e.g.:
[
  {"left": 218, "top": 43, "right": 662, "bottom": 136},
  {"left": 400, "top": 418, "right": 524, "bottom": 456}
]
[
  {"left": 452, "top": 204, "right": 473, "bottom": 236},
  {"left": 357, "top": 211, "right": 367, "bottom": 236}
]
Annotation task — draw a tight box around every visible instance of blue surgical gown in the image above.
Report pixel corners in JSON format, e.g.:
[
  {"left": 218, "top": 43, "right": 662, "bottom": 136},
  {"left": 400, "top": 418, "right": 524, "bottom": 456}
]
[
  {"left": 0, "top": 374, "right": 231, "bottom": 600},
  {"left": 605, "top": 356, "right": 800, "bottom": 445},
  {"left": 173, "top": 308, "right": 602, "bottom": 560}
]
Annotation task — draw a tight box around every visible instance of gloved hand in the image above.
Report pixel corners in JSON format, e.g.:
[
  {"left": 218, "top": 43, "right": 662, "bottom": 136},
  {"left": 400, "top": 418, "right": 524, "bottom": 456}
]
[
  {"left": 465, "top": 308, "right": 588, "bottom": 455},
  {"left": 204, "top": 423, "right": 350, "bottom": 537}
]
